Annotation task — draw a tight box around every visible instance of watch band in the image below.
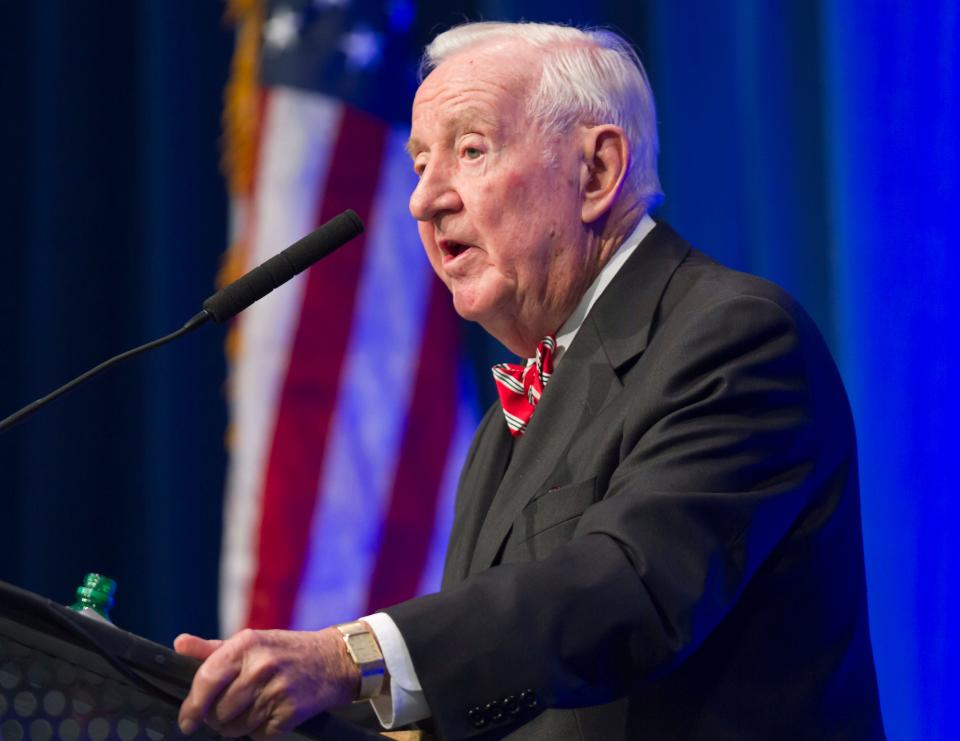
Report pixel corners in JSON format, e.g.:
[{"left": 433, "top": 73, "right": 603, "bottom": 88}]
[{"left": 336, "top": 621, "right": 386, "bottom": 701}]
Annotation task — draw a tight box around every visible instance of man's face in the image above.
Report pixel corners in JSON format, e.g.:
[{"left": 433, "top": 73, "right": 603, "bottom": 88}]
[{"left": 407, "top": 42, "right": 592, "bottom": 353}]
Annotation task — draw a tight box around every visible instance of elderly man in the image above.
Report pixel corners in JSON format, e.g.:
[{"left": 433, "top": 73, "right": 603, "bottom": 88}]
[{"left": 176, "top": 22, "right": 884, "bottom": 740}]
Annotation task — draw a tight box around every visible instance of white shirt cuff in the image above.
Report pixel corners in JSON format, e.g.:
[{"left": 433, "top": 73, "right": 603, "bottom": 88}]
[{"left": 360, "top": 612, "right": 431, "bottom": 729}]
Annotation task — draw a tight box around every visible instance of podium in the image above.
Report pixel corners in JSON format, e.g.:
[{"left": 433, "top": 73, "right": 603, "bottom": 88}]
[{"left": 0, "top": 580, "right": 383, "bottom": 740}]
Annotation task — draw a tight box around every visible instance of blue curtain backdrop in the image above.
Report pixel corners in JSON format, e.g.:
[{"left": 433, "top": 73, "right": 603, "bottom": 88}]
[
  {"left": 0, "top": 1, "right": 234, "bottom": 642},
  {"left": 0, "top": 2, "right": 956, "bottom": 737}
]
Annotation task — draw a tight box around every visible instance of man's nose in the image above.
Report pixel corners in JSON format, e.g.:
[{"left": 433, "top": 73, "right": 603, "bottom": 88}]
[{"left": 409, "top": 161, "right": 462, "bottom": 222}]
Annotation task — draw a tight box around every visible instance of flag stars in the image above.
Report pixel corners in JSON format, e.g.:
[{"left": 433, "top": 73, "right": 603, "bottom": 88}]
[
  {"left": 264, "top": 7, "right": 300, "bottom": 51},
  {"left": 340, "top": 28, "right": 383, "bottom": 70}
]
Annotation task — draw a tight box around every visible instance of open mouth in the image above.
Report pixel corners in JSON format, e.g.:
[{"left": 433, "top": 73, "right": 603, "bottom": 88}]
[{"left": 439, "top": 239, "right": 475, "bottom": 263}]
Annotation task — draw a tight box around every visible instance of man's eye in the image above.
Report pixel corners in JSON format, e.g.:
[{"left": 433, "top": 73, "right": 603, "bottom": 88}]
[{"left": 463, "top": 147, "right": 482, "bottom": 160}]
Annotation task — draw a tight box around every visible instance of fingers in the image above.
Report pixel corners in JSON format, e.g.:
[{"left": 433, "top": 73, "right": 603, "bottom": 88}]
[
  {"left": 192, "top": 661, "right": 293, "bottom": 738},
  {"left": 174, "top": 633, "right": 224, "bottom": 661},
  {"left": 178, "top": 637, "right": 243, "bottom": 735},
  {"left": 206, "top": 650, "right": 278, "bottom": 728},
  {"left": 177, "top": 628, "right": 355, "bottom": 738},
  {"left": 215, "top": 678, "right": 291, "bottom": 739}
]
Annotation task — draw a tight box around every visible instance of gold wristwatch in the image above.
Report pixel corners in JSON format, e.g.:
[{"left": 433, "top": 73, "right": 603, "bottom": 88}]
[{"left": 336, "top": 621, "right": 386, "bottom": 701}]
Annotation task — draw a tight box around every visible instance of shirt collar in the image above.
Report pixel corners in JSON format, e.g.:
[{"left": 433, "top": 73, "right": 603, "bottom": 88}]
[{"left": 553, "top": 214, "right": 657, "bottom": 362}]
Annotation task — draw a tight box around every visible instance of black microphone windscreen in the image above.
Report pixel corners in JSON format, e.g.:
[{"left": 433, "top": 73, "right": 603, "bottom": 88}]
[{"left": 202, "top": 209, "right": 364, "bottom": 323}]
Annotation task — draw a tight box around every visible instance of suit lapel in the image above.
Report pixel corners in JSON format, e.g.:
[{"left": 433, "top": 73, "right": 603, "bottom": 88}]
[
  {"left": 467, "top": 318, "right": 619, "bottom": 575},
  {"left": 466, "top": 222, "right": 691, "bottom": 576},
  {"left": 442, "top": 403, "right": 514, "bottom": 587}
]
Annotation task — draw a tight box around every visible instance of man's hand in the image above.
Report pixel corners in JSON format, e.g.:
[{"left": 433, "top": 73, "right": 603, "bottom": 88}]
[{"left": 174, "top": 627, "right": 360, "bottom": 739}]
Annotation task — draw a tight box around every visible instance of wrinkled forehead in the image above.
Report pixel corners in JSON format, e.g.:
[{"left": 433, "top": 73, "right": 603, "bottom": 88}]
[
  {"left": 411, "top": 39, "right": 541, "bottom": 124},
  {"left": 426, "top": 38, "right": 540, "bottom": 86}
]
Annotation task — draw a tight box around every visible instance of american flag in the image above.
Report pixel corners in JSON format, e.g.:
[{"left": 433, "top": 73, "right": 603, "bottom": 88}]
[{"left": 218, "top": 0, "right": 478, "bottom": 636}]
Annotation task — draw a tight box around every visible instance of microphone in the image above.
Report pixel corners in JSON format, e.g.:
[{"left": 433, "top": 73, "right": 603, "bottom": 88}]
[
  {"left": 0, "top": 210, "right": 365, "bottom": 433},
  {"left": 202, "top": 209, "right": 363, "bottom": 323}
]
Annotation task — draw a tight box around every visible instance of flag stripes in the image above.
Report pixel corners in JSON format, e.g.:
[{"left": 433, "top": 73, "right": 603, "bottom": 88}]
[
  {"left": 416, "top": 376, "right": 477, "bottom": 594},
  {"left": 246, "top": 104, "right": 386, "bottom": 630},
  {"left": 290, "top": 127, "right": 437, "bottom": 628},
  {"left": 220, "top": 86, "right": 478, "bottom": 635},
  {"left": 220, "top": 88, "right": 344, "bottom": 636},
  {"left": 364, "top": 278, "right": 461, "bottom": 613}
]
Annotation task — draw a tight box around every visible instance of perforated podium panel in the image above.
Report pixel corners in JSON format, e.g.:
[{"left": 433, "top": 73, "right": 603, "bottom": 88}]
[
  {"left": 0, "top": 581, "right": 383, "bottom": 741},
  {"left": 0, "top": 627, "right": 199, "bottom": 741}
]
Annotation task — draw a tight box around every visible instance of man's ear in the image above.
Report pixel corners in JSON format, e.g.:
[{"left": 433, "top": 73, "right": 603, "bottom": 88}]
[{"left": 580, "top": 125, "right": 630, "bottom": 224}]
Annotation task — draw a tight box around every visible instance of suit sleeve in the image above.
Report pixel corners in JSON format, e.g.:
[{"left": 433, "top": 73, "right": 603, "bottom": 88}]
[{"left": 385, "top": 293, "right": 839, "bottom": 739}]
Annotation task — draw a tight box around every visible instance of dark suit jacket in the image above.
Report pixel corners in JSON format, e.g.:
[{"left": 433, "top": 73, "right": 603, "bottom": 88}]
[{"left": 386, "top": 223, "right": 884, "bottom": 740}]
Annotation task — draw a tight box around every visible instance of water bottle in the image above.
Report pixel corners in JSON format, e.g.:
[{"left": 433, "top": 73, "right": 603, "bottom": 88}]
[{"left": 68, "top": 572, "right": 117, "bottom": 624}]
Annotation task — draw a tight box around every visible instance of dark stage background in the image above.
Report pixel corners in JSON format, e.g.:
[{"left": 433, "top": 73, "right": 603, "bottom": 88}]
[{"left": 1, "top": 2, "right": 957, "bottom": 738}]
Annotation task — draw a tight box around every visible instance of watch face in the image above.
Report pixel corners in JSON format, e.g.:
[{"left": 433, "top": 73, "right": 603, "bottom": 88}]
[
  {"left": 338, "top": 628, "right": 385, "bottom": 701},
  {"left": 349, "top": 634, "right": 383, "bottom": 664}
]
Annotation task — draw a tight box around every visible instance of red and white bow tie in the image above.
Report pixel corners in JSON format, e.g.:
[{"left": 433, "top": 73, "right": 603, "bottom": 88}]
[{"left": 491, "top": 336, "right": 556, "bottom": 437}]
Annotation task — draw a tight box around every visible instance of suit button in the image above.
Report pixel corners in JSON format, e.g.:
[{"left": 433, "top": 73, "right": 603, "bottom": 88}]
[
  {"left": 503, "top": 695, "right": 520, "bottom": 715},
  {"left": 485, "top": 699, "right": 504, "bottom": 722},
  {"left": 467, "top": 706, "right": 486, "bottom": 728},
  {"left": 519, "top": 689, "right": 538, "bottom": 708}
]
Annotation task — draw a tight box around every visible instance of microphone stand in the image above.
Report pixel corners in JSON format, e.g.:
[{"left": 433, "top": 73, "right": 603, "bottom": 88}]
[
  {"left": 0, "top": 208, "right": 363, "bottom": 435},
  {"left": 0, "top": 310, "right": 211, "bottom": 434}
]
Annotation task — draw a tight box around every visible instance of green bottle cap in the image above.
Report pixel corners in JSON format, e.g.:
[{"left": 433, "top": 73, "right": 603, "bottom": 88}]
[{"left": 70, "top": 573, "right": 117, "bottom": 619}]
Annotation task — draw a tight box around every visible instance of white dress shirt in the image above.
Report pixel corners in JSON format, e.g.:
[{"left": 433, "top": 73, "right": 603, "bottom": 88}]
[{"left": 360, "top": 214, "right": 657, "bottom": 728}]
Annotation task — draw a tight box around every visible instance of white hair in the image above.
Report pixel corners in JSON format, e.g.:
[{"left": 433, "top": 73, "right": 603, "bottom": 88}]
[{"left": 420, "top": 21, "right": 663, "bottom": 212}]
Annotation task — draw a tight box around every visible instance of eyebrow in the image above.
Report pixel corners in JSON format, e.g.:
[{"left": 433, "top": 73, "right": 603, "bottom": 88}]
[
  {"left": 405, "top": 137, "right": 424, "bottom": 160},
  {"left": 405, "top": 108, "right": 498, "bottom": 160}
]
